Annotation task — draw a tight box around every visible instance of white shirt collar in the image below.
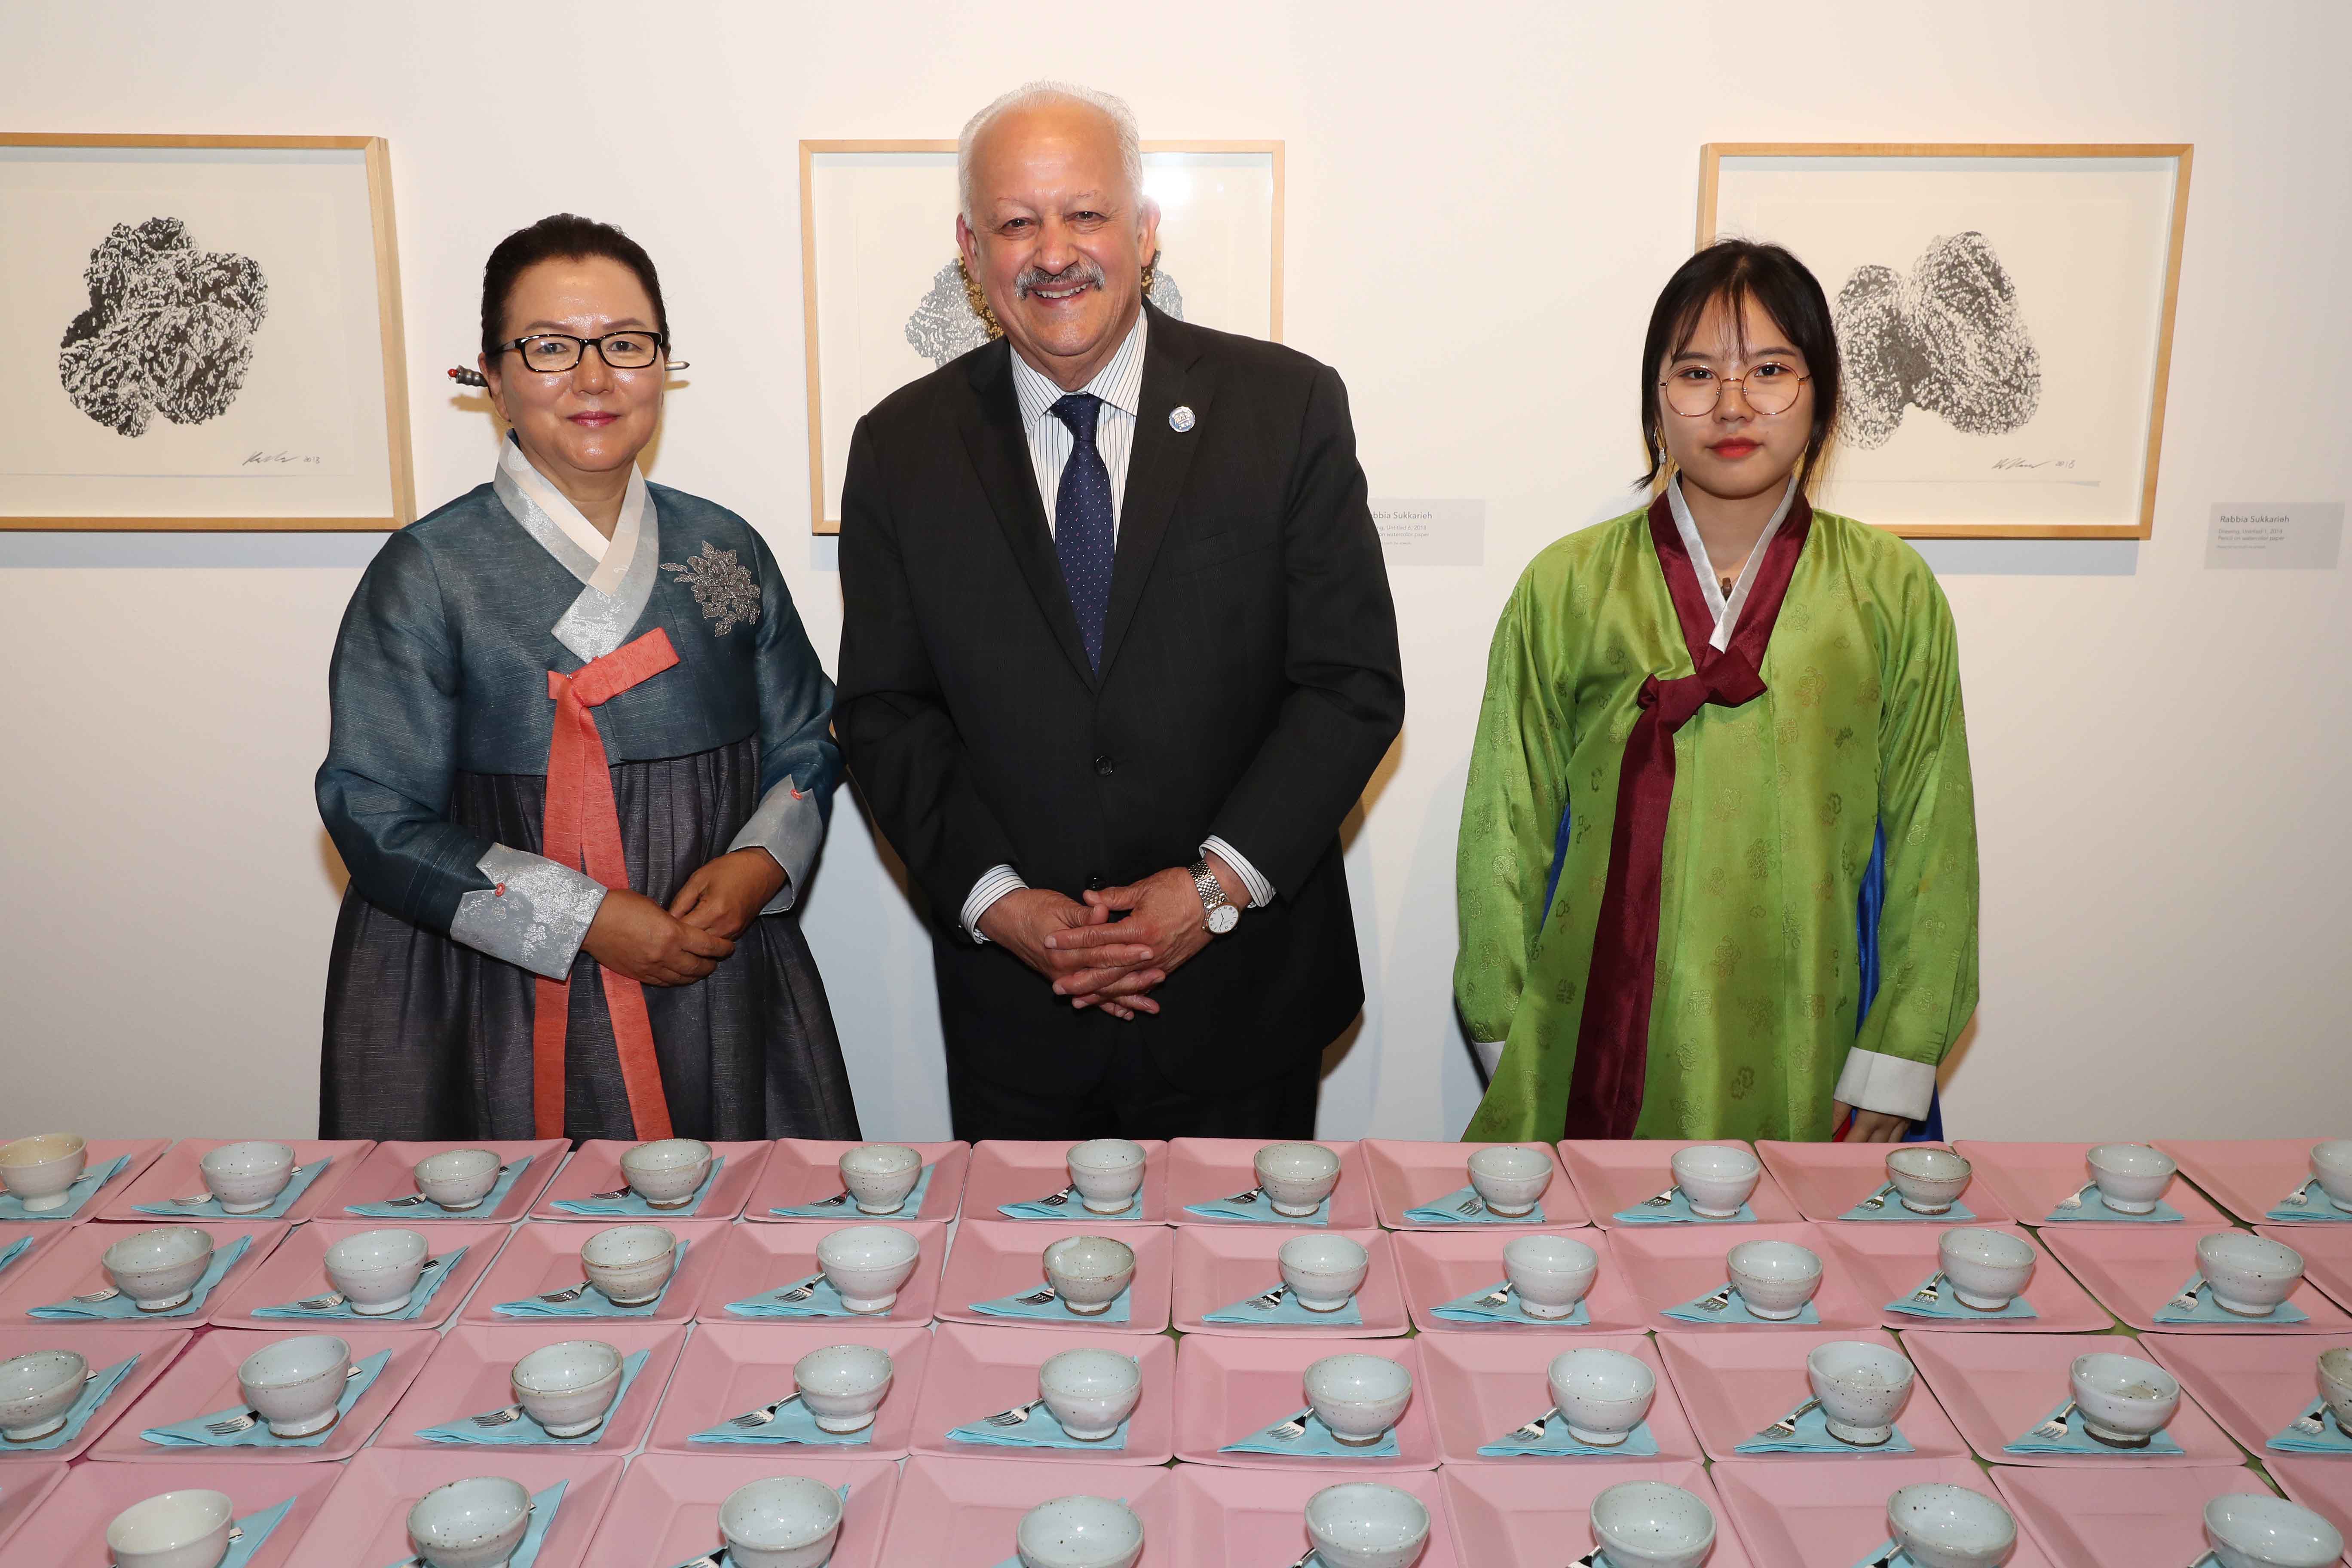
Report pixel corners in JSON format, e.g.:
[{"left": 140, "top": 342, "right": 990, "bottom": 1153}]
[
  {"left": 1666, "top": 471, "right": 1800, "bottom": 652},
  {"left": 1011, "top": 309, "right": 1148, "bottom": 432},
  {"left": 499, "top": 435, "right": 646, "bottom": 594}
]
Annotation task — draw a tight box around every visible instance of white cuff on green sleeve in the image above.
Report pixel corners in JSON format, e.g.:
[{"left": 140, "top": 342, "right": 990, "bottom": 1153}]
[
  {"left": 1471, "top": 1039, "right": 1506, "bottom": 1079},
  {"left": 448, "top": 844, "right": 606, "bottom": 980},
  {"left": 1834, "top": 1046, "right": 1938, "bottom": 1122}
]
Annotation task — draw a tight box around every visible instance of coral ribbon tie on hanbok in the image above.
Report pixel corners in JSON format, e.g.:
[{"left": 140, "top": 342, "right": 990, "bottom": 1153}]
[
  {"left": 536, "top": 628, "right": 681, "bottom": 1141},
  {"left": 1561, "top": 493, "right": 1813, "bottom": 1139}
]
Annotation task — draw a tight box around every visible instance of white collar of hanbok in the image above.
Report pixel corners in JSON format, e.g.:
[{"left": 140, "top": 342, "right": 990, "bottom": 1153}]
[
  {"left": 491, "top": 434, "right": 662, "bottom": 662},
  {"left": 1666, "top": 471, "right": 1799, "bottom": 653}
]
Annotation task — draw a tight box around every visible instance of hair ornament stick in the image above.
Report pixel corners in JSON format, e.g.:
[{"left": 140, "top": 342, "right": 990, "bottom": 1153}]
[{"left": 447, "top": 366, "right": 487, "bottom": 387}]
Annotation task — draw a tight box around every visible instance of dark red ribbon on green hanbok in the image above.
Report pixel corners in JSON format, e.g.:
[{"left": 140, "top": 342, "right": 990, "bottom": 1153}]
[{"left": 1561, "top": 491, "right": 1813, "bottom": 1139}]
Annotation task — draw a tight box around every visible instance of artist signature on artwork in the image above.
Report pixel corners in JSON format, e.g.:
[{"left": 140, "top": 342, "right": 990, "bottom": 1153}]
[
  {"left": 242, "top": 450, "right": 322, "bottom": 466},
  {"left": 1991, "top": 456, "right": 2077, "bottom": 471}
]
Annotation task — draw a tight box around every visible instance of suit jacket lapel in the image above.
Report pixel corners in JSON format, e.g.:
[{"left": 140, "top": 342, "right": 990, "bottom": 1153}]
[
  {"left": 1098, "top": 306, "right": 1211, "bottom": 678},
  {"left": 956, "top": 341, "right": 1096, "bottom": 684}
]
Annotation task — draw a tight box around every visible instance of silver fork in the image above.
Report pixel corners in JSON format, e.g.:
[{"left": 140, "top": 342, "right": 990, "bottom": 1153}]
[
  {"left": 471, "top": 1402, "right": 527, "bottom": 1427},
  {"left": 2289, "top": 1402, "right": 2329, "bottom": 1438},
  {"left": 1221, "top": 1186, "right": 1266, "bottom": 1207},
  {"left": 1026, "top": 1185, "right": 1078, "bottom": 1208},
  {"left": 2051, "top": 1181, "right": 2097, "bottom": 1212},
  {"left": 1010, "top": 1284, "right": 1059, "bottom": 1306},
  {"left": 2032, "top": 1400, "right": 2077, "bottom": 1440},
  {"left": 586, "top": 1185, "right": 633, "bottom": 1202},
  {"left": 1452, "top": 1193, "right": 1485, "bottom": 1216},
  {"left": 1242, "top": 1284, "right": 1289, "bottom": 1312},
  {"left": 1856, "top": 1184, "right": 1894, "bottom": 1212},
  {"left": 205, "top": 1364, "right": 371, "bottom": 1434},
  {"left": 764, "top": 1274, "right": 823, "bottom": 1305},
  {"left": 1260, "top": 1406, "right": 1314, "bottom": 1441},
  {"left": 2280, "top": 1181, "right": 2316, "bottom": 1209},
  {"left": 1507, "top": 1406, "right": 1558, "bottom": 1442},
  {"left": 1911, "top": 1272, "right": 1948, "bottom": 1305},
  {"left": 168, "top": 1191, "right": 217, "bottom": 1207},
  {"left": 72, "top": 1283, "right": 122, "bottom": 1303},
  {"left": 727, "top": 1391, "right": 805, "bottom": 1428},
  {"left": 537, "top": 1278, "right": 594, "bottom": 1305},
  {"left": 1757, "top": 1396, "right": 1822, "bottom": 1439},
  {"left": 984, "top": 1399, "right": 1044, "bottom": 1428},
  {"left": 801, "top": 1192, "right": 852, "bottom": 1208},
  {"left": 1640, "top": 1185, "right": 1680, "bottom": 1208},
  {"left": 1684, "top": 1284, "right": 1736, "bottom": 1314},
  {"left": 2168, "top": 1278, "right": 2206, "bottom": 1313},
  {"left": 1466, "top": 1284, "right": 1514, "bottom": 1311}
]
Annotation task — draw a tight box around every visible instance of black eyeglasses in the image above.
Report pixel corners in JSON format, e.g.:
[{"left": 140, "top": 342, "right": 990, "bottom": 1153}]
[{"left": 497, "top": 331, "right": 686, "bottom": 373}]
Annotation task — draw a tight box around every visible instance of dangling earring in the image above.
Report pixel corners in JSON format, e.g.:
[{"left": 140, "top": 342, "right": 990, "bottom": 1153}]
[{"left": 955, "top": 254, "right": 1004, "bottom": 340}]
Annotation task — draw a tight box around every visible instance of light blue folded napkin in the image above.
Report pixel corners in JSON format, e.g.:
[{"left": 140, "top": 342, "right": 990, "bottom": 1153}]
[
  {"left": 1222, "top": 1408, "right": 1396, "bottom": 1458},
  {"left": 1660, "top": 1282, "right": 1819, "bottom": 1325},
  {"left": 1184, "top": 1190, "right": 1331, "bottom": 1225},
  {"left": 551, "top": 1157, "right": 726, "bottom": 1217},
  {"left": 252, "top": 1245, "right": 469, "bottom": 1321},
  {"left": 219, "top": 1497, "right": 300, "bottom": 1568},
  {"left": 1203, "top": 1284, "right": 1363, "bottom": 1326},
  {"left": 1886, "top": 1271, "right": 2038, "bottom": 1321},
  {"left": 134, "top": 1158, "right": 332, "bottom": 1219},
  {"left": 2153, "top": 1274, "right": 2309, "bottom": 1326},
  {"left": 773, "top": 1162, "right": 938, "bottom": 1219},
  {"left": 377, "top": 1482, "right": 566, "bottom": 1568},
  {"left": 998, "top": 1183, "right": 1142, "bottom": 1221},
  {"left": 968, "top": 1284, "right": 1130, "bottom": 1323},
  {"left": 2268, "top": 1398, "right": 2352, "bottom": 1454},
  {"left": 723, "top": 1273, "right": 896, "bottom": 1320},
  {"left": 1851, "top": 1541, "right": 1926, "bottom": 1568},
  {"left": 2266, "top": 1179, "right": 2352, "bottom": 1224},
  {"left": 1612, "top": 1188, "right": 1756, "bottom": 1225},
  {"left": 31, "top": 1234, "right": 252, "bottom": 1319},
  {"left": 141, "top": 1349, "right": 391, "bottom": 1447},
  {"left": 1734, "top": 1401, "right": 1914, "bottom": 1455},
  {"left": 1839, "top": 1184, "right": 1979, "bottom": 1223},
  {"left": 4, "top": 1352, "right": 140, "bottom": 1450},
  {"left": 414, "top": 1351, "right": 648, "bottom": 1445},
  {"left": 2041, "top": 1187, "right": 2184, "bottom": 1223},
  {"left": 1479, "top": 1412, "right": 1658, "bottom": 1458},
  {"left": 493, "top": 1240, "right": 689, "bottom": 1317},
  {"left": 1404, "top": 1185, "right": 1545, "bottom": 1225},
  {"left": 0, "top": 1153, "right": 132, "bottom": 1222},
  {"left": 1430, "top": 1280, "right": 1586, "bottom": 1326},
  {"left": 689, "top": 1395, "right": 872, "bottom": 1446},
  {"left": 947, "top": 1403, "right": 1131, "bottom": 1450},
  {"left": 2003, "top": 1396, "right": 2186, "bottom": 1456},
  {"left": 344, "top": 1154, "right": 536, "bottom": 1218},
  {"left": 0, "top": 1236, "right": 31, "bottom": 1277}
]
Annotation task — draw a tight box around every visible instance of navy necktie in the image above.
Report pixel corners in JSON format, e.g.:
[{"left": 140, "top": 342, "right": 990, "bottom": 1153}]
[{"left": 1050, "top": 392, "right": 1115, "bottom": 671}]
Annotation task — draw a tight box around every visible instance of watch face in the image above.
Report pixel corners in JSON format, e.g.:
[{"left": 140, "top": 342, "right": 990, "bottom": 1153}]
[{"left": 1207, "top": 904, "right": 1240, "bottom": 934}]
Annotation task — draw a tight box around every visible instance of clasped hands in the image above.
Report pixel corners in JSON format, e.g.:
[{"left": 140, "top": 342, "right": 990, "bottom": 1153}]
[
  {"left": 582, "top": 846, "right": 784, "bottom": 986},
  {"left": 978, "top": 854, "right": 1241, "bottom": 1021}
]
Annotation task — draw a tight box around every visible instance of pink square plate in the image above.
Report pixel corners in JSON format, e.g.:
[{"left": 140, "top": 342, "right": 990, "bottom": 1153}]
[
  {"left": 1953, "top": 1140, "right": 2231, "bottom": 1228},
  {"left": 1903, "top": 1329, "right": 2241, "bottom": 1467},
  {"left": 1166, "top": 1137, "right": 1376, "bottom": 1228},
  {"left": 2266, "top": 1223, "right": 2352, "bottom": 1314},
  {"left": 1172, "top": 1332, "right": 1437, "bottom": 1471},
  {"left": 373, "top": 1321, "right": 686, "bottom": 1453},
  {"left": 1169, "top": 1465, "right": 1461, "bottom": 1567},
  {"left": 577, "top": 1453, "right": 899, "bottom": 1568},
  {"left": 2269, "top": 1457, "right": 2352, "bottom": 1567},
  {"left": 2162, "top": 1138, "right": 2351, "bottom": 1228},
  {"left": 644, "top": 1320, "right": 932, "bottom": 1458},
  {"left": 280, "top": 1449, "right": 623, "bottom": 1566},
  {"left": 459, "top": 1217, "right": 729, "bottom": 1326},
  {"left": 2038, "top": 1225, "right": 2352, "bottom": 1334},
  {"left": 2139, "top": 1333, "right": 2352, "bottom": 1458},
  {"left": 962, "top": 1139, "right": 1169, "bottom": 1224},
  {"left": 206, "top": 1218, "right": 511, "bottom": 1330},
  {"left": 1361, "top": 1139, "right": 1587, "bottom": 1229},
  {"left": 1438, "top": 1459, "right": 1758, "bottom": 1568},
  {"left": 0, "top": 1323, "right": 192, "bottom": 1463},
  {"left": 909, "top": 1320, "right": 1175, "bottom": 1465},
  {"left": 1990, "top": 1464, "right": 2278, "bottom": 1568},
  {"left": 694, "top": 1218, "right": 946, "bottom": 1326},
  {"left": 1559, "top": 1139, "right": 1801, "bottom": 1228},
  {"left": 1391, "top": 1227, "right": 1648, "bottom": 1335},
  {"left": 937, "top": 1219, "right": 1172, "bottom": 1334},
  {"left": 0, "top": 1463, "right": 64, "bottom": 1551},
  {"left": 1419, "top": 1329, "right": 1704, "bottom": 1465},
  {"left": 327, "top": 1137, "right": 568, "bottom": 1221},
  {"left": 1654, "top": 1327, "right": 1969, "bottom": 1464},
  {"left": 1754, "top": 1139, "right": 2017, "bottom": 1225},
  {"left": 1606, "top": 1222, "right": 1881, "bottom": 1332},
  {"left": 881, "top": 1457, "right": 1179, "bottom": 1567},
  {"left": 0, "top": 1218, "right": 288, "bottom": 1329},
  {"left": 1811, "top": 1222, "right": 2113, "bottom": 1332},
  {"left": 744, "top": 1138, "right": 971, "bottom": 1223},
  {"left": 1172, "top": 1225, "right": 1408, "bottom": 1338},
  {"left": 528, "top": 1138, "right": 772, "bottom": 1221},
  {"left": 0, "top": 1138, "right": 166, "bottom": 1225},
  {"left": 86, "top": 1324, "right": 433, "bottom": 1464},
  {"left": 0, "top": 1458, "right": 341, "bottom": 1568},
  {"left": 91, "top": 1139, "right": 373, "bottom": 1225},
  {"left": 1711, "top": 1456, "right": 2063, "bottom": 1568}
]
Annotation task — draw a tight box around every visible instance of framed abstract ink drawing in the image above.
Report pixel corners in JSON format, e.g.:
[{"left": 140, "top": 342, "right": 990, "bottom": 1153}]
[
  {"left": 0, "top": 135, "right": 413, "bottom": 530},
  {"left": 1701, "top": 144, "right": 2192, "bottom": 539}
]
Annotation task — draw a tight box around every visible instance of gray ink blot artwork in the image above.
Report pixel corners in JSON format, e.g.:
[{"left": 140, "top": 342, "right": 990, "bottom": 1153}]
[
  {"left": 901, "top": 258, "right": 1187, "bottom": 369},
  {"left": 58, "top": 217, "right": 270, "bottom": 438},
  {"left": 1833, "top": 231, "right": 2039, "bottom": 450}
]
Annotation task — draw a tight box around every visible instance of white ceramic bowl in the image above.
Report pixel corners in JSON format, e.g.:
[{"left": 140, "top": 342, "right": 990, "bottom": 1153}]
[
  {"left": 0, "top": 1133, "right": 87, "bottom": 1213},
  {"left": 1669, "top": 1145, "right": 1761, "bottom": 1218},
  {"left": 321, "top": 1226, "right": 429, "bottom": 1316},
  {"left": 720, "top": 1475, "right": 846, "bottom": 1568},
  {"left": 1547, "top": 1347, "right": 1655, "bottom": 1446},
  {"left": 103, "top": 1225, "right": 216, "bottom": 1313},
  {"left": 237, "top": 1334, "right": 352, "bottom": 1438},
  {"left": 1502, "top": 1233, "right": 1599, "bottom": 1319},
  {"left": 1279, "top": 1233, "right": 1370, "bottom": 1312},
  {"left": 2069, "top": 1351, "right": 2180, "bottom": 1447},
  {"left": 414, "top": 1148, "right": 503, "bottom": 1210},
  {"left": 793, "top": 1341, "right": 894, "bottom": 1433},
  {"left": 511, "top": 1338, "right": 623, "bottom": 1438},
  {"left": 105, "top": 1488, "right": 237, "bottom": 1568},
  {"left": 0, "top": 1348, "right": 89, "bottom": 1442},
  {"left": 1725, "top": 1238, "right": 1823, "bottom": 1320},
  {"left": 1254, "top": 1143, "right": 1342, "bottom": 1217},
  {"left": 1588, "top": 1480, "right": 1718, "bottom": 1568},
  {"left": 1304, "top": 1353, "right": 1413, "bottom": 1446},
  {"left": 579, "top": 1223, "right": 679, "bottom": 1307},
  {"left": 1016, "top": 1495, "right": 1145, "bottom": 1568},
  {"left": 837, "top": 1144, "right": 924, "bottom": 1215},
  {"left": 619, "top": 1138, "right": 712, "bottom": 1208},
  {"left": 1938, "top": 1227, "right": 2036, "bottom": 1311},
  {"left": 2311, "top": 1140, "right": 2352, "bottom": 1213},
  {"left": 2318, "top": 1347, "right": 2352, "bottom": 1434},
  {"left": 1039, "top": 1347, "right": 1142, "bottom": 1441},
  {"left": 2084, "top": 1143, "right": 2176, "bottom": 1213},
  {"left": 197, "top": 1140, "right": 297, "bottom": 1213},
  {"left": 1304, "top": 1481, "right": 1432, "bottom": 1568},
  {"left": 1465, "top": 1146, "right": 1553, "bottom": 1217},
  {"left": 1806, "top": 1340, "right": 1915, "bottom": 1447},
  {"left": 2197, "top": 1231, "right": 2306, "bottom": 1317},
  {"left": 814, "top": 1225, "right": 922, "bottom": 1314},
  {"left": 1886, "top": 1482, "right": 2018, "bottom": 1568},
  {"left": 1066, "top": 1139, "right": 1148, "bottom": 1214},
  {"left": 2204, "top": 1494, "right": 2345, "bottom": 1568},
  {"left": 1042, "top": 1235, "right": 1136, "bottom": 1316},
  {"left": 1885, "top": 1147, "right": 1973, "bottom": 1215},
  {"left": 407, "top": 1475, "right": 533, "bottom": 1568}
]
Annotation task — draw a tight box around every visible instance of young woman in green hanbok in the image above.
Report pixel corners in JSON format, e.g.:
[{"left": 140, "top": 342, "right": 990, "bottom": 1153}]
[{"left": 1457, "top": 240, "right": 1978, "bottom": 1145}]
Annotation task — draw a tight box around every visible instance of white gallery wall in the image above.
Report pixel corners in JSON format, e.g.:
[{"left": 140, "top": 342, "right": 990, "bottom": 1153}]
[{"left": 3, "top": 0, "right": 2347, "bottom": 1142}]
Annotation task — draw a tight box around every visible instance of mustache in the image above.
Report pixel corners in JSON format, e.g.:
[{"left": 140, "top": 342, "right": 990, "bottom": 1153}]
[{"left": 1014, "top": 257, "right": 1108, "bottom": 298}]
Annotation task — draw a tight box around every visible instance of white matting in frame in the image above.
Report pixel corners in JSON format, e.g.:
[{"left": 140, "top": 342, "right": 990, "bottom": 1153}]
[
  {"left": 799, "top": 139, "right": 1283, "bottom": 535},
  {"left": 1701, "top": 143, "right": 2192, "bottom": 539},
  {"left": 0, "top": 135, "right": 413, "bottom": 530}
]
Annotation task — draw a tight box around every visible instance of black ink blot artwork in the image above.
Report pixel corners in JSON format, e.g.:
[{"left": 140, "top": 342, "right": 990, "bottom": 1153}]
[
  {"left": 902, "top": 257, "right": 1186, "bottom": 369},
  {"left": 57, "top": 216, "right": 270, "bottom": 438},
  {"left": 1834, "top": 231, "right": 2039, "bottom": 450}
]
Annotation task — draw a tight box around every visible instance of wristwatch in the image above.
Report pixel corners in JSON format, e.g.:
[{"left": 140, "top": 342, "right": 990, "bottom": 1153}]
[{"left": 1190, "top": 859, "right": 1241, "bottom": 934}]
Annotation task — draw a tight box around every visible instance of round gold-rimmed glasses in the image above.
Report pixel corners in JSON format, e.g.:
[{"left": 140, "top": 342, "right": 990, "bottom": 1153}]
[{"left": 1660, "top": 361, "right": 1811, "bottom": 417}]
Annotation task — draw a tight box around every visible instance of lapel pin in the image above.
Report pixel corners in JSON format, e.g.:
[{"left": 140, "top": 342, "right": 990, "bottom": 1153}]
[{"left": 1168, "top": 405, "right": 1196, "bottom": 433}]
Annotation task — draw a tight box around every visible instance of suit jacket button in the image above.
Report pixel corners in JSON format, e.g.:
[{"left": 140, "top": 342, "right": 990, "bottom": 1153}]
[
  {"left": 1087, "top": 874, "right": 1105, "bottom": 891},
  {"left": 1093, "top": 755, "right": 1115, "bottom": 777}
]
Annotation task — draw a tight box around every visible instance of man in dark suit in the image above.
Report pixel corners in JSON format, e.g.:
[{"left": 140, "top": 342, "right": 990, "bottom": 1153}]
[{"left": 836, "top": 81, "right": 1403, "bottom": 1139}]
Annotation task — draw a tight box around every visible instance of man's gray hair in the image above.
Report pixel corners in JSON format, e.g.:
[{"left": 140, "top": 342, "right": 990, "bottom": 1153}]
[{"left": 958, "top": 81, "right": 1144, "bottom": 224}]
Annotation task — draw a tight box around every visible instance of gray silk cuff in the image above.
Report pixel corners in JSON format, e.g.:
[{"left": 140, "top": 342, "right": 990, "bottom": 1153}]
[
  {"left": 449, "top": 843, "right": 607, "bottom": 979},
  {"left": 728, "top": 776, "right": 822, "bottom": 914}
]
